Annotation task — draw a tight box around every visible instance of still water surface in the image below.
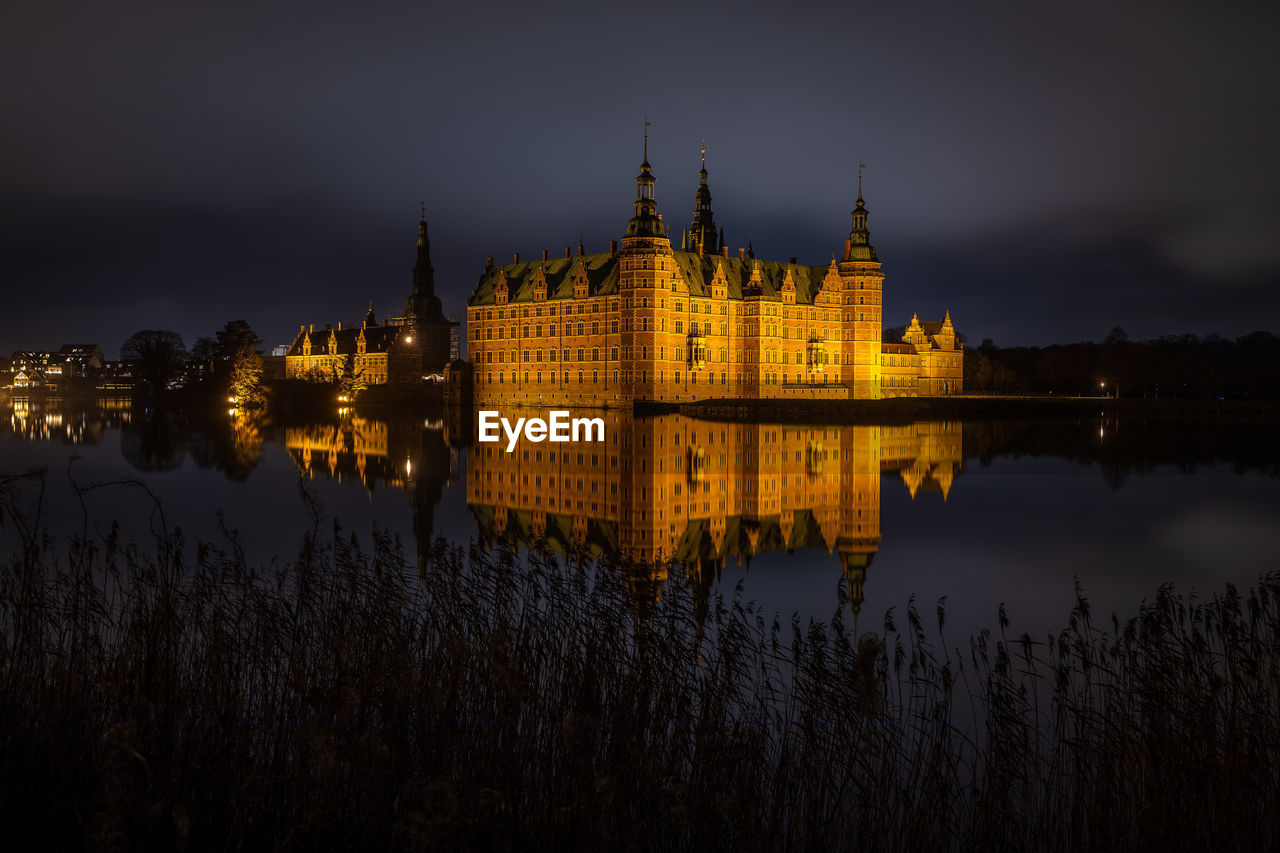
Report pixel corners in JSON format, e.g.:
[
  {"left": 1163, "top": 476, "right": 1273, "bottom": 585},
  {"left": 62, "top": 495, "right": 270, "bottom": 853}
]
[{"left": 3, "top": 398, "right": 1278, "bottom": 645}]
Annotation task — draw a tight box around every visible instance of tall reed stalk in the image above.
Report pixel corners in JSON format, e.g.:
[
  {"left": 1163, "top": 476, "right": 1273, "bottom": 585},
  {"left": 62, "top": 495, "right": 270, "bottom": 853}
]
[{"left": 1, "top": 478, "right": 1277, "bottom": 850}]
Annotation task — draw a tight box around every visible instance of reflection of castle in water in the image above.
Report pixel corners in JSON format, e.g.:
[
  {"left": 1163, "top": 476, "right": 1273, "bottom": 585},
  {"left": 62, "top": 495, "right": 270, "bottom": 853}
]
[
  {"left": 467, "top": 413, "right": 961, "bottom": 613},
  {"left": 285, "top": 416, "right": 459, "bottom": 567},
  {"left": 6, "top": 397, "right": 131, "bottom": 444}
]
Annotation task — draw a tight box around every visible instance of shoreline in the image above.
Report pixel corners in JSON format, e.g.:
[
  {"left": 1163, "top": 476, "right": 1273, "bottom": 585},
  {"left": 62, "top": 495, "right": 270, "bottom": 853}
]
[{"left": 641, "top": 394, "right": 1280, "bottom": 424}]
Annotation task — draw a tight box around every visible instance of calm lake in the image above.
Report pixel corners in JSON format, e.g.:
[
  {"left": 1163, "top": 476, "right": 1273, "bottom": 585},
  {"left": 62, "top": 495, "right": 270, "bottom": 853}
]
[{"left": 3, "top": 397, "right": 1278, "bottom": 644}]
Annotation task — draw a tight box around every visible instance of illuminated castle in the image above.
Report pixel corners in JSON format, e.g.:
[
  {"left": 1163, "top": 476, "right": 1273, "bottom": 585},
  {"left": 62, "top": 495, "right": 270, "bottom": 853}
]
[
  {"left": 465, "top": 142, "right": 962, "bottom": 406},
  {"left": 285, "top": 215, "right": 457, "bottom": 383}
]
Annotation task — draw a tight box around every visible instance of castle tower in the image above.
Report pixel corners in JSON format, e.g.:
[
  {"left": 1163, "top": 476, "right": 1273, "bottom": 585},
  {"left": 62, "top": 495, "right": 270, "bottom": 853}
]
[
  {"left": 687, "top": 143, "right": 720, "bottom": 255},
  {"left": 404, "top": 210, "right": 457, "bottom": 375},
  {"left": 839, "top": 172, "right": 884, "bottom": 399},
  {"left": 620, "top": 131, "right": 678, "bottom": 402},
  {"left": 407, "top": 215, "right": 444, "bottom": 323}
]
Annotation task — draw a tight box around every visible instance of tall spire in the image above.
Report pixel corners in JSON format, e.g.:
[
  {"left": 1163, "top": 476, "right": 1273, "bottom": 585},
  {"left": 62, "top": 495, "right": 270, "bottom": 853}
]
[
  {"left": 688, "top": 141, "right": 719, "bottom": 255},
  {"left": 408, "top": 208, "right": 443, "bottom": 321},
  {"left": 845, "top": 167, "right": 877, "bottom": 262},
  {"left": 624, "top": 126, "right": 666, "bottom": 239}
]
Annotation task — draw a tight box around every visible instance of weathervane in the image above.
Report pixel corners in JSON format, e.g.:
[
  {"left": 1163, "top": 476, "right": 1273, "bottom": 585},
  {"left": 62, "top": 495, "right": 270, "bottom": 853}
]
[{"left": 700, "top": 140, "right": 708, "bottom": 167}]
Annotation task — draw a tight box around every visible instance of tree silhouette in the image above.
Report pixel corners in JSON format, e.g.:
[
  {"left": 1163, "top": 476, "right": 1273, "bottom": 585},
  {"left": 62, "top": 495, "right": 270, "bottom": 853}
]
[{"left": 121, "top": 329, "right": 187, "bottom": 396}]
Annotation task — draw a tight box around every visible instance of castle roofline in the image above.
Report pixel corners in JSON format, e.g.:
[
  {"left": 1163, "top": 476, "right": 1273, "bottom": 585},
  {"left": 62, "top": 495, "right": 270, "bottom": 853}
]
[{"left": 468, "top": 251, "right": 843, "bottom": 307}]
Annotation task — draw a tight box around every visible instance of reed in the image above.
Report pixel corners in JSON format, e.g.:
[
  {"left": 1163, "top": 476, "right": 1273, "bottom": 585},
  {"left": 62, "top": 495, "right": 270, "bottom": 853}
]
[{"left": 1, "top": 479, "right": 1277, "bottom": 850}]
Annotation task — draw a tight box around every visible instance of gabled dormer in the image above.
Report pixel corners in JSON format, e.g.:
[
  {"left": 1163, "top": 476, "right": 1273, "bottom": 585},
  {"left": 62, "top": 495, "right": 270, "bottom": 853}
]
[
  {"left": 710, "top": 259, "right": 728, "bottom": 300},
  {"left": 327, "top": 329, "right": 338, "bottom": 355},
  {"left": 356, "top": 327, "right": 367, "bottom": 355},
  {"left": 572, "top": 260, "right": 589, "bottom": 300},
  {"left": 532, "top": 264, "right": 548, "bottom": 302},
  {"left": 495, "top": 269, "right": 509, "bottom": 305},
  {"left": 744, "top": 260, "right": 764, "bottom": 297},
  {"left": 820, "top": 259, "right": 842, "bottom": 302},
  {"left": 781, "top": 267, "right": 797, "bottom": 305}
]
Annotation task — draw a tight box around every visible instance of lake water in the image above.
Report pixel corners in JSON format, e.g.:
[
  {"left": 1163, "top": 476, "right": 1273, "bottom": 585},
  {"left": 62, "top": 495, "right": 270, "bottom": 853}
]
[{"left": 3, "top": 397, "right": 1278, "bottom": 646}]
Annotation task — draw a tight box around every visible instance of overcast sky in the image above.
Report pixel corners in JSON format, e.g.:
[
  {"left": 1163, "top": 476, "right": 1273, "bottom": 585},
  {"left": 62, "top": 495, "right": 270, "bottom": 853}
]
[{"left": 4, "top": 0, "right": 1279, "bottom": 357}]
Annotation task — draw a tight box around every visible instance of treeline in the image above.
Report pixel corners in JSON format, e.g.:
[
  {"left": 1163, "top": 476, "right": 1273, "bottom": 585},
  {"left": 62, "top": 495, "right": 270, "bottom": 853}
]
[{"left": 964, "top": 328, "right": 1280, "bottom": 399}]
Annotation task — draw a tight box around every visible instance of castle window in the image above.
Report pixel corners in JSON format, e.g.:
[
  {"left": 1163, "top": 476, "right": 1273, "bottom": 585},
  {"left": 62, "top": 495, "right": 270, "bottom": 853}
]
[
  {"left": 536, "top": 350, "right": 542, "bottom": 362},
  {"left": 563, "top": 348, "right": 569, "bottom": 361},
  {"left": 523, "top": 325, "right": 530, "bottom": 338},
  {"left": 592, "top": 370, "right": 598, "bottom": 383},
  {"left": 675, "top": 371, "right": 681, "bottom": 384},
  {"left": 577, "top": 347, "right": 584, "bottom": 362},
  {"left": 524, "top": 372, "right": 529, "bottom": 382},
  {"left": 498, "top": 327, "right": 504, "bottom": 339},
  {"left": 577, "top": 322, "right": 584, "bottom": 335},
  {"left": 537, "top": 371, "right": 542, "bottom": 382},
  {"left": 592, "top": 347, "right": 599, "bottom": 361},
  {"left": 592, "top": 321, "right": 599, "bottom": 335},
  {"left": 578, "top": 371, "right": 584, "bottom": 383},
  {"left": 611, "top": 346, "right": 619, "bottom": 360},
  {"left": 549, "top": 306, "right": 556, "bottom": 316},
  {"left": 549, "top": 349, "right": 556, "bottom": 362},
  {"left": 549, "top": 323, "right": 556, "bottom": 336},
  {"left": 676, "top": 319, "right": 683, "bottom": 333},
  {"left": 523, "top": 350, "right": 531, "bottom": 362}
]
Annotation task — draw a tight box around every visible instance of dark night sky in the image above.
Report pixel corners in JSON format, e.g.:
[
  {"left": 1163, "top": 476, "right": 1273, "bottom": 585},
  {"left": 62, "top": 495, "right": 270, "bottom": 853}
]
[{"left": 4, "top": 0, "right": 1279, "bottom": 357}]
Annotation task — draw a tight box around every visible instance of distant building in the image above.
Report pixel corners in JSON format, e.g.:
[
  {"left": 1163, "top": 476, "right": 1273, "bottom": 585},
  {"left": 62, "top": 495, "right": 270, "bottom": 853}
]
[
  {"left": 465, "top": 144, "right": 962, "bottom": 406},
  {"left": 58, "top": 344, "right": 105, "bottom": 377},
  {"left": 285, "top": 215, "right": 458, "bottom": 385},
  {"left": 285, "top": 307, "right": 419, "bottom": 385}
]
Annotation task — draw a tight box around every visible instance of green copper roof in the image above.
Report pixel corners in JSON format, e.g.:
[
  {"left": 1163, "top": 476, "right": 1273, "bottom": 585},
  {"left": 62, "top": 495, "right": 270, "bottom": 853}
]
[
  {"left": 468, "top": 251, "right": 839, "bottom": 306},
  {"left": 468, "top": 254, "right": 621, "bottom": 306}
]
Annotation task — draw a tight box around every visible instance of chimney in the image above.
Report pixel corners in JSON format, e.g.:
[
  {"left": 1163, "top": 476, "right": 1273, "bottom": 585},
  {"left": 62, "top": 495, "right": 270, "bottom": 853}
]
[
  {"left": 698, "top": 241, "right": 704, "bottom": 258},
  {"left": 578, "top": 242, "right": 584, "bottom": 256},
  {"left": 722, "top": 246, "right": 729, "bottom": 259},
  {"left": 609, "top": 240, "right": 617, "bottom": 257},
  {"left": 844, "top": 240, "right": 851, "bottom": 258},
  {"left": 309, "top": 324, "right": 314, "bottom": 334},
  {"left": 337, "top": 321, "right": 342, "bottom": 330},
  {"left": 790, "top": 257, "right": 797, "bottom": 264},
  {"left": 738, "top": 248, "right": 746, "bottom": 261},
  {"left": 485, "top": 256, "right": 493, "bottom": 271},
  {"left": 564, "top": 246, "right": 570, "bottom": 258},
  {"left": 513, "top": 252, "right": 519, "bottom": 263},
  {"left": 542, "top": 249, "right": 548, "bottom": 262}
]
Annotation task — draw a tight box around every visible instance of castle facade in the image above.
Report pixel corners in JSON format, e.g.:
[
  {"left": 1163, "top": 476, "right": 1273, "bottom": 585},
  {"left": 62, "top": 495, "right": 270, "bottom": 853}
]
[{"left": 465, "top": 145, "right": 962, "bottom": 407}]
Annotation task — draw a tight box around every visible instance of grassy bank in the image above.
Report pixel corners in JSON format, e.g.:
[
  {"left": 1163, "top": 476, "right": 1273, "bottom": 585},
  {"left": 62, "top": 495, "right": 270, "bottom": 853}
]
[{"left": 1, "top": 496, "right": 1277, "bottom": 850}]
